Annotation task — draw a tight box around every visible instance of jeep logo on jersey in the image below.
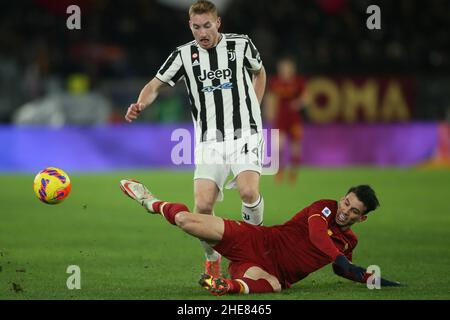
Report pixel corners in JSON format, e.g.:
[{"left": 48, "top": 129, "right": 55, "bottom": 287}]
[{"left": 198, "top": 68, "right": 232, "bottom": 82}]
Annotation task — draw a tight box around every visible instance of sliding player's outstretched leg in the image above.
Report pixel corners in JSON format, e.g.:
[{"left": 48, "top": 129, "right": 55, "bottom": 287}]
[
  {"left": 119, "top": 178, "right": 189, "bottom": 226},
  {"left": 119, "top": 178, "right": 225, "bottom": 241}
]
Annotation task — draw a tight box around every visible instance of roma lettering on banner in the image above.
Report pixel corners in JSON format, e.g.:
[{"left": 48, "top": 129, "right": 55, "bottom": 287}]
[
  {"left": 380, "top": 79, "right": 411, "bottom": 122},
  {"left": 306, "top": 77, "right": 340, "bottom": 124},
  {"left": 342, "top": 79, "right": 378, "bottom": 123},
  {"left": 306, "top": 76, "right": 414, "bottom": 123}
]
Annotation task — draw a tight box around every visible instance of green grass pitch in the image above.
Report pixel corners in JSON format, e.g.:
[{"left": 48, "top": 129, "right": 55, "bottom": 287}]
[{"left": 1, "top": 168, "right": 449, "bottom": 300}]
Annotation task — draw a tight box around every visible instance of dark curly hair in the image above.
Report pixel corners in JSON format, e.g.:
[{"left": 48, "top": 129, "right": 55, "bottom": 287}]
[{"left": 347, "top": 185, "right": 380, "bottom": 215}]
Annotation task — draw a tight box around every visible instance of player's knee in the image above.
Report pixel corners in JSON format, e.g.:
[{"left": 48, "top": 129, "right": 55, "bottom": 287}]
[
  {"left": 267, "top": 277, "right": 282, "bottom": 293},
  {"left": 194, "top": 199, "right": 215, "bottom": 215},
  {"left": 239, "top": 187, "right": 259, "bottom": 204},
  {"left": 174, "top": 212, "right": 190, "bottom": 229}
]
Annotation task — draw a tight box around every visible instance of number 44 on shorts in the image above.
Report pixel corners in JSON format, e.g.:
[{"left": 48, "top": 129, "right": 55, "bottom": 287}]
[
  {"left": 241, "top": 143, "right": 259, "bottom": 165},
  {"left": 241, "top": 143, "right": 259, "bottom": 156}
]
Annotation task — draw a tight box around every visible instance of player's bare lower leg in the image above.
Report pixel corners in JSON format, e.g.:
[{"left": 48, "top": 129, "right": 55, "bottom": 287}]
[
  {"left": 194, "top": 178, "right": 222, "bottom": 276},
  {"left": 242, "top": 266, "right": 282, "bottom": 293},
  {"left": 236, "top": 171, "right": 264, "bottom": 226},
  {"left": 173, "top": 210, "right": 224, "bottom": 244}
]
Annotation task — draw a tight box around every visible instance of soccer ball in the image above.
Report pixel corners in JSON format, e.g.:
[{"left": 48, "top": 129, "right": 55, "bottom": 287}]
[{"left": 33, "top": 167, "right": 72, "bottom": 204}]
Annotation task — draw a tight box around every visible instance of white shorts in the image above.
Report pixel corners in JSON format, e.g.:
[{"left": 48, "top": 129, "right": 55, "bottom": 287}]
[{"left": 194, "top": 133, "right": 264, "bottom": 202}]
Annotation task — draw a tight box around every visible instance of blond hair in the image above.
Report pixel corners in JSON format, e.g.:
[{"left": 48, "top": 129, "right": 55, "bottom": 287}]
[{"left": 189, "top": 0, "right": 218, "bottom": 18}]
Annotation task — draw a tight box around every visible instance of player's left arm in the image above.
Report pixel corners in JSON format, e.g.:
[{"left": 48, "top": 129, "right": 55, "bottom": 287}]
[
  {"left": 244, "top": 36, "right": 266, "bottom": 104},
  {"left": 332, "top": 253, "right": 403, "bottom": 286},
  {"left": 308, "top": 214, "right": 402, "bottom": 286},
  {"left": 251, "top": 65, "right": 266, "bottom": 104}
]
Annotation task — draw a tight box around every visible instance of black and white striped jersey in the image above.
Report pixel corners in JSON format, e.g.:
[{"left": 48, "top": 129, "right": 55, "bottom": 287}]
[{"left": 156, "top": 33, "right": 263, "bottom": 143}]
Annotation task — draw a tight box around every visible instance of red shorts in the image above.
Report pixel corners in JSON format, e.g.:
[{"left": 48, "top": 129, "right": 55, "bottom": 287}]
[{"left": 213, "top": 219, "right": 279, "bottom": 280}]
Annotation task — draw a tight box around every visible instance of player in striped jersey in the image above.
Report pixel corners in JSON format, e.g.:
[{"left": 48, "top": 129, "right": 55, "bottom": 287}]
[{"left": 124, "top": 0, "right": 267, "bottom": 277}]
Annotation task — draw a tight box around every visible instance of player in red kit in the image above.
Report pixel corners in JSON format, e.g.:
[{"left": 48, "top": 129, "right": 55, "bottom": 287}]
[
  {"left": 265, "top": 57, "right": 308, "bottom": 184},
  {"left": 120, "top": 180, "right": 402, "bottom": 295}
]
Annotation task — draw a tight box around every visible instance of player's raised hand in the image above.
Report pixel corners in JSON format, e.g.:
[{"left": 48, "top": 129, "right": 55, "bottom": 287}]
[{"left": 125, "top": 103, "right": 145, "bottom": 122}]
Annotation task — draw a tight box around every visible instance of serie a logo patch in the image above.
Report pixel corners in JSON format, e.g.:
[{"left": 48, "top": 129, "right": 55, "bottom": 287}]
[{"left": 322, "top": 207, "right": 331, "bottom": 217}]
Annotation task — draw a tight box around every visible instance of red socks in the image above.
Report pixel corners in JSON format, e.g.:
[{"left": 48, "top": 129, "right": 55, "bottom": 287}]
[
  {"left": 152, "top": 201, "right": 189, "bottom": 225},
  {"left": 227, "top": 278, "right": 274, "bottom": 294},
  {"left": 152, "top": 201, "right": 164, "bottom": 213}
]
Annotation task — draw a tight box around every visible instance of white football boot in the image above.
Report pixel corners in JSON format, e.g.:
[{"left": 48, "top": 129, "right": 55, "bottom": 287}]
[{"left": 119, "top": 178, "right": 159, "bottom": 213}]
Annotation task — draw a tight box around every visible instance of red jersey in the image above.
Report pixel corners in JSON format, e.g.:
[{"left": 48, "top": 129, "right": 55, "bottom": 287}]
[
  {"left": 214, "top": 200, "right": 358, "bottom": 289},
  {"left": 269, "top": 75, "right": 306, "bottom": 123},
  {"left": 265, "top": 199, "right": 358, "bottom": 287}
]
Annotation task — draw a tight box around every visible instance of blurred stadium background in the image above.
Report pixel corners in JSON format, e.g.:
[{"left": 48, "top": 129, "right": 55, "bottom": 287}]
[{"left": 1, "top": 0, "right": 449, "bottom": 300}]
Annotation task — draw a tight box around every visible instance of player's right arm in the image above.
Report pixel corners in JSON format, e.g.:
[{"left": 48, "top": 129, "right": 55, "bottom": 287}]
[
  {"left": 125, "top": 78, "right": 167, "bottom": 122},
  {"left": 126, "top": 48, "right": 184, "bottom": 122}
]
